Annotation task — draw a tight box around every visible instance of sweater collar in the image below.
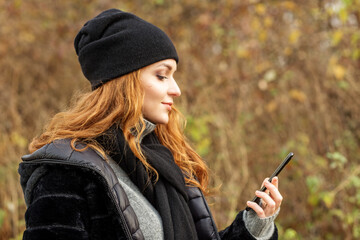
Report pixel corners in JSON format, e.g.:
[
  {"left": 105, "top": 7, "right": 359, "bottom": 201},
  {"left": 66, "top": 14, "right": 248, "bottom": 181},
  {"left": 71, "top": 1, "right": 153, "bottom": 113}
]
[{"left": 136, "top": 119, "right": 156, "bottom": 143}]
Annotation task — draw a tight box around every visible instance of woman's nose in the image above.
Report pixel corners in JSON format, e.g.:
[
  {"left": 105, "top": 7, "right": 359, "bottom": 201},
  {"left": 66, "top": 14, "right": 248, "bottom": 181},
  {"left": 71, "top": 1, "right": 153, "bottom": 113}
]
[{"left": 168, "top": 79, "right": 181, "bottom": 97}]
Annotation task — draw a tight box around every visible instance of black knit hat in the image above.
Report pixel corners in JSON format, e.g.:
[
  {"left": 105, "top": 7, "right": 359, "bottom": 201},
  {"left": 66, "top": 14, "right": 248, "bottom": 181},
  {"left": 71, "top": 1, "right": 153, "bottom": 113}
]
[{"left": 74, "top": 9, "right": 179, "bottom": 90}]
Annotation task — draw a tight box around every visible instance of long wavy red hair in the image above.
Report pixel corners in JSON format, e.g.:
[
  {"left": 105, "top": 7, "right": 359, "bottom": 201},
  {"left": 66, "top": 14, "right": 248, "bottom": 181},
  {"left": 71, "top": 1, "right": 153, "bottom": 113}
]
[{"left": 30, "top": 70, "right": 209, "bottom": 193}]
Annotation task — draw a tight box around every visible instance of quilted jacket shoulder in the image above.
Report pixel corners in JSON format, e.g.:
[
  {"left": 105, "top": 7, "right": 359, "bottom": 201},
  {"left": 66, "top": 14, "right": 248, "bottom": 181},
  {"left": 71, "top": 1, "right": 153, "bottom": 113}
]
[{"left": 19, "top": 139, "right": 144, "bottom": 240}]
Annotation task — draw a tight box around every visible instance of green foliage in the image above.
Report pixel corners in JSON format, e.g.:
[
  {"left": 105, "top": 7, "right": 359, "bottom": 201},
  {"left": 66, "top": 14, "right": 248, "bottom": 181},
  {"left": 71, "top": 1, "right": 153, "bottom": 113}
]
[
  {"left": 342, "top": 0, "right": 353, "bottom": 7},
  {"left": 277, "top": 225, "right": 302, "bottom": 240},
  {"left": 306, "top": 175, "right": 322, "bottom": 206},
  {"left": 306, "top": 176, "right": 322, "bottom": 194},
  {"left": 327, "top": 152, "right": 347, "bottom": 169},
  {"left": 0, "top": 209, "right": 5, "bottom": 229},
  {"left": 9, "top": 233, "right": 23, "bottom": 240},
  {"left": 185, "top": 115, "right": 211, "bottom": 156},
  {"left": 10, "top": 132, "right": 28, "bottom": 149},
  {"left": 283, "top": 228, "right": 301, "bottom": 240}
]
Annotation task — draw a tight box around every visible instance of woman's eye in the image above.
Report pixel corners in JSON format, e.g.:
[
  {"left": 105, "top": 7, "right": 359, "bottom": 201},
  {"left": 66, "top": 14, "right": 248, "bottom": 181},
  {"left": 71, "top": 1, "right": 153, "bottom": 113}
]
[{"left": 156, "top": 75, "right": 167, "bottom": 80}]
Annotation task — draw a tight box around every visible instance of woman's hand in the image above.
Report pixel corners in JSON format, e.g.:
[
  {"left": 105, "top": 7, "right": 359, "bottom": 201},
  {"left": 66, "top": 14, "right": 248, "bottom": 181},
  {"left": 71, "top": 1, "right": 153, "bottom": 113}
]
[{"left": 246, "top": 177, "right": 282, "bottom": 218}]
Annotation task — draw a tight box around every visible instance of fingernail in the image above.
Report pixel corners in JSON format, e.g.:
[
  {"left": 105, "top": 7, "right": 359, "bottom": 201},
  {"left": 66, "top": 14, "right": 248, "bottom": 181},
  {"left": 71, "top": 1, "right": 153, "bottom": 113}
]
[{"left": 247, "top": 201, "right": 251, "bottom": 205}]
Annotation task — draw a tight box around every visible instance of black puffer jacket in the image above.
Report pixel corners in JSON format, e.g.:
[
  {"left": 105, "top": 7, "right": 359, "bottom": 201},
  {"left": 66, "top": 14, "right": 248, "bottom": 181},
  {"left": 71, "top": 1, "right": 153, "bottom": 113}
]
[{"left": 19, "top": 139, "right": 277, "bottom": 240}]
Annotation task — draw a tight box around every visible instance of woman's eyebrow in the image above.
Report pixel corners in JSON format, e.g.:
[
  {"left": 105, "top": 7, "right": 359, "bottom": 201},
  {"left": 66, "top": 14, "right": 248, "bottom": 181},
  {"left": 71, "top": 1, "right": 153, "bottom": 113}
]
[{"left": 157, "top": 63, "right": 176, "bottom": 71}]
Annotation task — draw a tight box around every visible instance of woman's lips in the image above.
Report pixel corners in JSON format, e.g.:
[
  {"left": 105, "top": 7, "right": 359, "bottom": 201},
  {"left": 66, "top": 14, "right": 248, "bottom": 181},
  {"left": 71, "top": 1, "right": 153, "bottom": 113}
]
[{"left": 162, "top": 102, "right": 173, "bottom": 111}]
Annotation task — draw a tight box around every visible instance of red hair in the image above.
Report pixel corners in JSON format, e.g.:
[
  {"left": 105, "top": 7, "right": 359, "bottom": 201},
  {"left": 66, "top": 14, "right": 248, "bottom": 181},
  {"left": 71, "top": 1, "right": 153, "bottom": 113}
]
[{"left": 30, "top": 70, "right": 209, "bottom": 193}]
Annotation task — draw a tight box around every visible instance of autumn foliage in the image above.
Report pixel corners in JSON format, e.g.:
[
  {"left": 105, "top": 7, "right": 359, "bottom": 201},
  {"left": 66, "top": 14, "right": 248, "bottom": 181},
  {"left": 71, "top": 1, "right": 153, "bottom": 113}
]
[{"left": 1, "top": 0, "right": 360, "bottom": 239}]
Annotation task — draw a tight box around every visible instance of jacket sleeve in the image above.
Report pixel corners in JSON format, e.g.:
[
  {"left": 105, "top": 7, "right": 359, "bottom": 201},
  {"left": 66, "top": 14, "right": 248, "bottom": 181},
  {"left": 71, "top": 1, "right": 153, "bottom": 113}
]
[
  {"left": 219, "top": 210, "right": 278, "bottom": 240},
  {"left": 22, "top": 166, "right": 91, "bottom": 240}
]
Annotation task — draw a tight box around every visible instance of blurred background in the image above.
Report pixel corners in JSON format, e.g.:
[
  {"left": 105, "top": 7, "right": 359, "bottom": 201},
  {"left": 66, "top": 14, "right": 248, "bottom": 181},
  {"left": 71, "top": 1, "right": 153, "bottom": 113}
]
[{"left": 1, "top": 0, "right": 360, "bottom": 239}]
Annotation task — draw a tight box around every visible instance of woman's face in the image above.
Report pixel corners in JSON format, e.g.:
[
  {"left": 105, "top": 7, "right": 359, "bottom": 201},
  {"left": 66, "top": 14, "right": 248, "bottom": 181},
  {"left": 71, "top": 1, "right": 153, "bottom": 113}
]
[{"left": 140, "top": 59, "right": 181, "bottom": 124}]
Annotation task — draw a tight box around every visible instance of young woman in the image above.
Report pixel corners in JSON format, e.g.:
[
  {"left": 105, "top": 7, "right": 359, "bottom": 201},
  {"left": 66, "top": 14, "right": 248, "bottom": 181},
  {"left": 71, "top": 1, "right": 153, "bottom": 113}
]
[{"left": 19, "top": 8, "right": 282, "bottom": 240}]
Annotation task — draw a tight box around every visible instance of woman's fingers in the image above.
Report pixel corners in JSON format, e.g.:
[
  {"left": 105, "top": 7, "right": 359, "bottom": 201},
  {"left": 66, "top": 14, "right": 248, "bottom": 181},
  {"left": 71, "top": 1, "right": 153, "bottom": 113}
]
[
  {"left": 265, "top": 178, "right": 283, "bottom": 209},
  {"left": 271, "top": 176, "right": 279, "bottom": 189},
  {"left": 246, "top": 200, "right": 266, "bottom": 218},
  {"left": 262, "top": 178, "right": 270, "bottom": 195},
  {"left": 247, "top": 177, "right": 283, "bottom": 218},
  {"left": 247, "top": 188, "right": 277, "bottom": 218},
  {"left": 255, "top": 190, "right": 276, "bottom": 216}
]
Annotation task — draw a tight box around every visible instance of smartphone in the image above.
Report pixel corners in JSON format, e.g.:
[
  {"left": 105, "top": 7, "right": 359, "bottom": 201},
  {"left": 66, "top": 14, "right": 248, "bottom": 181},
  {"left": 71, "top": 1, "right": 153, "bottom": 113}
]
[{"left": 245, "top": 152, "right": 294, "bottom": 211}]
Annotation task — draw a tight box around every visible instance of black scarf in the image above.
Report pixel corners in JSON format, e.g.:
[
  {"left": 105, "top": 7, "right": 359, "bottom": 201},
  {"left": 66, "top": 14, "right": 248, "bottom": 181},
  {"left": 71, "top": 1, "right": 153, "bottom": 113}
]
[{"left": 99, "top": 127, "right": 198, "bottom": 240}]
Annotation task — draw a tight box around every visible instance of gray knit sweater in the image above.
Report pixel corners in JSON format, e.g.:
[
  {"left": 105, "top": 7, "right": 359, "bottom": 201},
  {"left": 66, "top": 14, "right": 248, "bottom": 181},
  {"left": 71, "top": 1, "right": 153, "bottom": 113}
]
[{"left": 108, "top": 159, "right": 164, "bottom": 239}]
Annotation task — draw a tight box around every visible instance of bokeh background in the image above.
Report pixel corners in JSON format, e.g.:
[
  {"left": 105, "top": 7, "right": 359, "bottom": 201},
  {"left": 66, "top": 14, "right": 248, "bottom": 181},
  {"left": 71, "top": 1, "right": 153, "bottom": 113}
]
[{"left": 1, "top": 0, "right": 360, "bottom": 239}]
